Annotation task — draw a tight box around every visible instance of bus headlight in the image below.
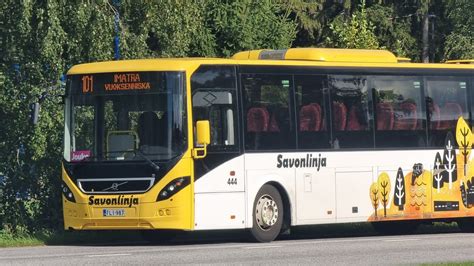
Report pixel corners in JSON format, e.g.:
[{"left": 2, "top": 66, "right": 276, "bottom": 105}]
[
  {"left": 61, "top": 181, "right": 76, "bottom": 203},
  {"left": 157, "top": 176, "right": 190, "bottom": 201}
]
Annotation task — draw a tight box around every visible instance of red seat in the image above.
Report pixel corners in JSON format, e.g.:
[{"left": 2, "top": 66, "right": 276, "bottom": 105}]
[
  {"left": 376, "top": 102, "right": 394, "bottom": 130},
  {"left": 439, "top": 102, "right": 463, "bottom": 130},
  {"left": 346, "top": 105, "right": 366, "bottom": 131},
  {"left": 269, "top": 112, "right": 280, "bottom": 132},
  {"left": 247, "top": 107, "right": 270, "bottom": 132},
  {"left": 299, "top": 103, "right": 322, "bottom": 131},
  {"left": 394, "top": 102, "right": 418, "bottom": 130},
  {"left": 332, "top": 102, "right": 347, "bottom": 131}
]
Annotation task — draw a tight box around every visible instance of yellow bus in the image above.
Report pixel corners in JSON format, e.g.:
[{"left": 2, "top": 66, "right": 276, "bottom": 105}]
[{"left": 62, "top": 48, "right": 474, "bottom": 242}]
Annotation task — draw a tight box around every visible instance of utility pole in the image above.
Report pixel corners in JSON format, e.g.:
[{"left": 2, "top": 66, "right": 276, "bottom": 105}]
[
  {"left": 422, "top": 13, "right": 429, "bottom": 63},
  {"left": 112, "top": 0, "right": 120, "bottom": 60}
]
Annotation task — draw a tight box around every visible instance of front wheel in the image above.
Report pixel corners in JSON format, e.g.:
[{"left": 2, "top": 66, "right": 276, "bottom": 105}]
[{"left": 250, "top": 184, "right": 284, "bottom": 242}]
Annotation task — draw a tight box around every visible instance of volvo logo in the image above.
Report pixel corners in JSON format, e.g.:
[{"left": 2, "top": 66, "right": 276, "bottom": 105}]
[{"left": 103, "top": 181, "right": 128, "bottom": 191}]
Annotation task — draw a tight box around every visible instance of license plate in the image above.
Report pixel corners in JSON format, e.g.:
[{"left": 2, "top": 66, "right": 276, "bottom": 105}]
[{"left": 103, "top": 208, "right": 125, "bottom": 217}]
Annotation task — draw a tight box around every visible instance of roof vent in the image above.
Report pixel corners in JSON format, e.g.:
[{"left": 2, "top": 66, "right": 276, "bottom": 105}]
[{"left": 232, "top": 48, "right": 398, "bottom": 63}]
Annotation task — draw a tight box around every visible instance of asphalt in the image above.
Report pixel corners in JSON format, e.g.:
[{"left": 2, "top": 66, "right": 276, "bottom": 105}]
[{"left": 1, "top": 231, "right": 474, "bottom": 265}]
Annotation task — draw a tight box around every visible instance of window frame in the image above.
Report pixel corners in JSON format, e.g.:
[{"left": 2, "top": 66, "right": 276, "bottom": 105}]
[
  {"left": 191, "top": 65, "right": 240, "bottom": 153},
  {"left": 237, "top": 65, "right": 473, "bottom": 152}
]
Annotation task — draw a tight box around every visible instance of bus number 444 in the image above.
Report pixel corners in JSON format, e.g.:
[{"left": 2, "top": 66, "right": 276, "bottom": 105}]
[{"left": 227, "top": 178, "right": 237, "bottom": 185}]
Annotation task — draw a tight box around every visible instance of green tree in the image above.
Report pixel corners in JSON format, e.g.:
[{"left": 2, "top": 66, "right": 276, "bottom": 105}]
[
  {"left": 365, "top": 4, "right": 417, "bottom": 58},
  {"left": 443, "top": 0, "right": 474, "bottom": 60},
  {"left": 205, "top": 0, "right": 297, "bottom": 57},
  {"left": 0, "top": 0, "right": 67, "bottom": 232},
  {"left": 280, "top": 0, "right": 326, "bottom": 46},
  {"left": 324, "top": 0, "right": 379, "bottom": 49},
  {"left": 0, "top": 0, "right": 299, "bottom": 234}
]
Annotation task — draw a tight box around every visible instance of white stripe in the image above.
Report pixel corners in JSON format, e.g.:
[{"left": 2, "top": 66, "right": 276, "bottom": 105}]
[
  {"left": 243, "top": 245, "right": 282, "bottom": 249},
  {"left": 86, "top": 253, "right": 131, "bottom": 258},
  {"left": 383, "top": 238, "right": 419, "bottom": 242}
]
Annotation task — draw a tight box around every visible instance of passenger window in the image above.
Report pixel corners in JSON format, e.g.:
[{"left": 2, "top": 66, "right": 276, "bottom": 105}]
[
  {"left": 191, "top": 66, "right": 238, "bottom": 151},
  {"left": 426, "top": 77, "right": 469, "bottom": 147},
  {"left": 294, "top": 75, "right": 330, "bottom": 149},
  {"left": 242, "top": 74, "right": 295, "bottom": 150},
  {"left": 371, "top": 76, "right": 426, "bottom": 148},
  {"left": 329, "top": 75, "right": 373, "bottom": 149}
]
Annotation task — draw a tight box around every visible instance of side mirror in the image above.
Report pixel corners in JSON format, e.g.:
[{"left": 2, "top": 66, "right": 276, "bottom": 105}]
[
  {"left": 193, "top": 120, "right": 210, "bottom": 159},
  {"left": 196, "top": 120, "right": 210, "bottom": 146}
]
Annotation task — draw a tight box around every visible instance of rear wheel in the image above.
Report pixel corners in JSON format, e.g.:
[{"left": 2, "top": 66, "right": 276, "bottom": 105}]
[
  {"left": 372, "top": 220, "right": 419, "bottom": 235},
  {"left": 457, "top": 218, "right": 474, "bottom": 232},
  {"left": 250, "top": 184, "right": 284, "bottom": 242},
  {"left": 140, "top": 229, "right": 178, "bottom": 243}
]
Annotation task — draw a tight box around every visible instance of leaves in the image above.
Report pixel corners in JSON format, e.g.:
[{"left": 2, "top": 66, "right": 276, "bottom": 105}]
[
  {"left": 444, "top": 0, "right": 474, "bottom": 60},
  {"left": 324, "top": 0, "right": 380, "bottom": 49},
  {"left": 0, "top": 0, "right": 299, "bottom": 233},
  {"left": 1, "top": 0, "right": 473, "bottom": 233}
]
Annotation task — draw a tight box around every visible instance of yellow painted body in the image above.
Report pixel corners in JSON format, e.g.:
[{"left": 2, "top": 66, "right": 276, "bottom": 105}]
[
  {"left": 369, "top": 117, "right": 474, "bottom": 222},
  {"left": 63, "top": 157, "right": 194, "bottom": 230}
]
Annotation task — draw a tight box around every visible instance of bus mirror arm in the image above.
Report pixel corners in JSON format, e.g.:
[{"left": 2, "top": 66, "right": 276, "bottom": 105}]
[
  {"left": 193, "top": 120, "right": 210, "bottom": 159},
  {"left": 192, "top": 143, "right": 207, "bottom": 159}
]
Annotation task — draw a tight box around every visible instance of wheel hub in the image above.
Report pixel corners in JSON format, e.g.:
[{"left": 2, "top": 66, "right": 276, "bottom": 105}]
[{"left": 255, "top": 194, "right": 279, "bottom": 230}]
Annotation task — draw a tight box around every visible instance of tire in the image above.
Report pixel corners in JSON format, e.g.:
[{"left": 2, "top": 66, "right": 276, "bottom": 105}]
[
  {"left": 457, "top": 218, "right": 474, "bottom": 232},
  {"left": 250, "top": 184, "right": 284, "bottom": 242},
  {"left": 140, "top": 229, "right": 178, "bottom": 243},
  {"left": 372, "top": 220, "right": 419, "bottom": 235}
]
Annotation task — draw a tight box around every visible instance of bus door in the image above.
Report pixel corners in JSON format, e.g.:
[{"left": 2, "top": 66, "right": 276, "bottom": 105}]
[{"left": 191, "top": 65, "right": 245, "bottom": 230}]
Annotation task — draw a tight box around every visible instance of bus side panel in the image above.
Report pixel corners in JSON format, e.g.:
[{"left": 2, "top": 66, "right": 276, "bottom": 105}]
[
  {"left": 194, "top": 192, "right": 245, "bottom": 230},
  {"left": 295, "top": 167, "right": 336, "bottom": 224},
  {"left": 194, "top": 156, "right": 245, "bottom": 193},
  {"left": 194, "top": 156, "right": 246, "bottom": 230},
  {"left": 335, "top": 170, "right": 374, "bottom": 223}
]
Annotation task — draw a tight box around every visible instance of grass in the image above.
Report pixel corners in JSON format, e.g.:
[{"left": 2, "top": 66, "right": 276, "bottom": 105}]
[
  {"left": 0, "top": 230, "right": 145, "bottom": 247},
  {"left": 421, "top": 262, "right": 474, "bottom": 266},
  {"left": 0, "top": 232, "right": 47, "bottom": 247}
]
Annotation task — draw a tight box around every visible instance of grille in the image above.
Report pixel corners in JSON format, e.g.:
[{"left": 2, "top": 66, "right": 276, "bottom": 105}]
[{"left": 77, "top": 177, "right": 154, "bottom": 194}]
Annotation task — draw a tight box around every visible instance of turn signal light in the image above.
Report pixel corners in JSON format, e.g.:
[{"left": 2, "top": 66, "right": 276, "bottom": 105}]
[{"left": 157, "top": 176, "right": 190, "bottom": 201}]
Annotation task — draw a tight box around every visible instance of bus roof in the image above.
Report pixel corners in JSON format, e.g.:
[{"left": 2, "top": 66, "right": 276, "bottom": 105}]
[{"left": 67, "top": 48, "right": 474, "bottom": 75}]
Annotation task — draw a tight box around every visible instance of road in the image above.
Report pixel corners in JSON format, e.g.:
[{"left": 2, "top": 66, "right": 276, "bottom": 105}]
[{"left": 1, "top": 231, "right": 474, "bottom": 265}]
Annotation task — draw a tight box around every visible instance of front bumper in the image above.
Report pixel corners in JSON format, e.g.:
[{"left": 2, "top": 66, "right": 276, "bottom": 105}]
[{"left": 63, "top": 186, "right": 193, "bottom": 230}]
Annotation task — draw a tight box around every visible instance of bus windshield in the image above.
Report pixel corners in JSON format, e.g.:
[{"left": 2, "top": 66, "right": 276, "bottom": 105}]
[{"left": 64, "top": 71, "right": 186, "bottom": 162}]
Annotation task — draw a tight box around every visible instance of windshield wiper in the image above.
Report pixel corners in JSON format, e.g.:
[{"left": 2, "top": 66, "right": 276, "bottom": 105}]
[{"left": 135, "top": 150, "right": 161, "bottom": 173}]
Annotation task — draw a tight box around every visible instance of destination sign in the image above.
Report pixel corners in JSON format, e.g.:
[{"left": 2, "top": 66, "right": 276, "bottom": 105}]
[{"left": 68, "top": 71, "right": 179, "bottom": 95}]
